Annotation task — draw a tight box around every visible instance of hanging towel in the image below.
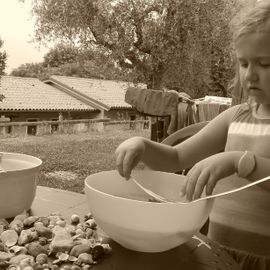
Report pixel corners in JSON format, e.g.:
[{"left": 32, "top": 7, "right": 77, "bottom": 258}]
[{"left": 125, "top": 87, "right": 178, "bottom": 116}]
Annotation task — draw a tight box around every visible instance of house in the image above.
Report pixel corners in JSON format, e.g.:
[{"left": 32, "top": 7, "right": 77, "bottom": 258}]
[
  {"left": 0, "top": 75, "right": 139, "bottom": 122},
  {"left": 0, "top": 76, "right": 101, "bottom": 134},
  {"left": 0, "top": 75, "right": 145, "bottom": 135},
  {"left": 43, "top": 75, "right": 140, "bottom": 122}
]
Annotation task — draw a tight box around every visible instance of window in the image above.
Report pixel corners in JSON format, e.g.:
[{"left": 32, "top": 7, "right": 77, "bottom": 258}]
[
  {"left": 27, "top": 119, "right": 38, "bottom": 135},
  {"left": 51, "top": 119, "right": 59, "bottom": 133},
  {"left": 130, "top": 115, "right": 136, "bottom": 129},
  {"left": 7, "top": 126, "right": 12, "bottom": 134}
]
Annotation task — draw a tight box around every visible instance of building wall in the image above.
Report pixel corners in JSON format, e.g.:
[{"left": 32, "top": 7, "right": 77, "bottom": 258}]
[
  {"left": 0, "top": 118, "right": 110, "bottom": 137},
  {"left": 0, "top": 110, "right": 100, "bottom": 122},
  {"left": 0, "top": 108, "right": 138, "bottom": 122},
  {"left": 0, "top": 118, "right": 149, "bottom": 137},
  {"left": 105, "top": 108, "right": 137, "bottom": 121},
  {"left": 0, "top": 108, "right": 143, "bottom": 135}
]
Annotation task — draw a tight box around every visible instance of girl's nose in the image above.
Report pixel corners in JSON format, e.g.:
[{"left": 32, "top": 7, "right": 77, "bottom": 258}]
[{"left": 245, "top": 65, "right": 259, "bottom": 82}]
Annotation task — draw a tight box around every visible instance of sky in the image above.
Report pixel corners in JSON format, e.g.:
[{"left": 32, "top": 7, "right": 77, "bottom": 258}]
[{"left": 0, "top": 0, "right": 49, "bottom": 74}]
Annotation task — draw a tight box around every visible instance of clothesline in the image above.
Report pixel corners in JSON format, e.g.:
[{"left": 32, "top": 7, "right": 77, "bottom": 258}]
[
  {"left": 125, "top": 87, "right": 232, "bottom": 141},
  {"left": 195, "top": 95, "right": 232, "bottom": 106}
]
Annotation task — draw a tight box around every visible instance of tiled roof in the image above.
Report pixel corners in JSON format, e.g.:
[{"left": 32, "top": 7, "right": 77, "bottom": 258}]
[
  {"left": 0, "top": 76, "right": 96, "bottom": 111},
  {"left": 47, "top": 75, "right": 139, "bottom": 109}
]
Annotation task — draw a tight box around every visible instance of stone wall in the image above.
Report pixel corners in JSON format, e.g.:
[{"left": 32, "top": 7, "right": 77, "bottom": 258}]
[{"left": 0, "top": 118, "right": 149, "bottom": 137}]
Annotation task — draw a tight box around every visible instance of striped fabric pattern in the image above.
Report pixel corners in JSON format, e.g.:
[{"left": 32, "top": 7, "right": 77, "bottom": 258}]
[
  {"left": 229, "top": 121, "right": 270, "bottom": 136},
  {"left": 208, "top": 103, "right": 270, "bottom": 256}
]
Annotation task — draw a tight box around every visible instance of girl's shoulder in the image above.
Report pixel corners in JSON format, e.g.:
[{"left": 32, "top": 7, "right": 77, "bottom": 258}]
[
  {"left": 229, "top": 103, "right": 250, "bottom": 113},
  {"left": 225, "top": 103, "right": 251, "bottom": 122},
  {"left": 203, "top": 103, "right": 251, "bottom": 130}
]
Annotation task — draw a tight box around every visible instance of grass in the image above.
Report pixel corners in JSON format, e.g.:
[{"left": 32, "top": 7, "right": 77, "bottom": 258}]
[{"left": 0, "top": 129, "right": 150, "bottom": 193}]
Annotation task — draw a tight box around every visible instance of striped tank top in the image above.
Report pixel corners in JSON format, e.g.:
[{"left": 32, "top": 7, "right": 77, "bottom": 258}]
[{"left": 208, "top": 103, "right": 270, "bottom": 256}]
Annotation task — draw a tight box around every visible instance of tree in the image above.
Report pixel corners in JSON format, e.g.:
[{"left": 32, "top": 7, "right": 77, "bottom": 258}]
[
  {"left": 11, "top": 44, "right": 138, "bottom": 81},
  {"left": 0, "top": 38, "right": 7, "bottom": 102},
  {"left": 0, "top": 39, "right": 6, "bottom": 77},
  {"left": 43, "top": 44, "right": 80, "bottom": 67},
  {"left": 31, "top": 0, "right": 240, "bottom": 96},
  {"left": 43, "top": 44, "right": 137, "bottom": 80},
  {"left": 11, "top": 62, "right": 44, "bottom": 78}
]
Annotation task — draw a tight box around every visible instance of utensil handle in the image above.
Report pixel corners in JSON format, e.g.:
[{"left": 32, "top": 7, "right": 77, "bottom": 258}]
[{"left": 195, "top": 175, "right": 270, "bottom": 202}]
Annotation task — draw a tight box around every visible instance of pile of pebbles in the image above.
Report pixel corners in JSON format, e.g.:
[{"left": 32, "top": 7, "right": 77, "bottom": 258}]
[{"left": 0, "top": 212, "right": 112, "bottom": 270}]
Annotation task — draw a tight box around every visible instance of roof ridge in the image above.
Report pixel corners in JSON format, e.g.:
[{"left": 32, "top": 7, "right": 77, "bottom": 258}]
[
  {"left": 51, "top": 75, "right": 132, "bottom": 84},
  {"left": 45, "top": 77, "right": 110, "bottom": 111},
  {"left": 45, "top": 75, "right": 133, "bottom": 110}
]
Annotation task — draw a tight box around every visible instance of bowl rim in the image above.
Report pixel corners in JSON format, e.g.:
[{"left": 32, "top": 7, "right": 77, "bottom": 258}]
[
  {"left": 84, "top": 170, "right": 172, "bottom": 205},
  {"left": 0, "top": 151, "right": 42, "bottom": 173},
  {"left": 84, "top": 170, "right": 215, "bottom": 207}
]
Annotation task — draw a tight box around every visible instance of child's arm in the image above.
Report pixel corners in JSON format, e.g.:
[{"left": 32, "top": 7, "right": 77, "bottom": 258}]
[
  {"left": 185, "top": 148, "right": 270, "bottom": 200},
  {"left": 115, "top": 136, "right": 179, "bottom": 178},
  {"left": 115, "top": 105, "right": 241, "bottom": 178}
]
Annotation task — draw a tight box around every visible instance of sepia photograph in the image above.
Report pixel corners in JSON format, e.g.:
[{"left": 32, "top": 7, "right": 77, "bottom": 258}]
[{"left": 0, "top": 0, "right": 269, "bottom": 269}]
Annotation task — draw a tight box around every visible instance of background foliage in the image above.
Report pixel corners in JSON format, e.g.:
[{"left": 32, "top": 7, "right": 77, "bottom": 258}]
[
  {"left": 0, "top": 39, "right": 6, "bottom": 77},
  {"left": 13, "top": 0, "right": 244, "bottom": 99},
  {"left": 11, "top": 44, "right": 137, "bottom": 81},
  {"left": 0, "top": 38, "right": 7, "bottom": 101}
]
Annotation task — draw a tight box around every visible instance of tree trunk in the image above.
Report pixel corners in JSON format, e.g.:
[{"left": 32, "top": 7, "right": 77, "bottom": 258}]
[{"left": 147, "top": 63, "right": 164, "bottom": 90}]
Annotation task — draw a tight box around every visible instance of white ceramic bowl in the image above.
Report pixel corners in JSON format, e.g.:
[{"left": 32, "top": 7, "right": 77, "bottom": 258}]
[
  {"left": 0, "top": 152, "right": 42, "bottom": 219},
  {"left": 84, "top": 170, "right": 214, "bottom": 252}
]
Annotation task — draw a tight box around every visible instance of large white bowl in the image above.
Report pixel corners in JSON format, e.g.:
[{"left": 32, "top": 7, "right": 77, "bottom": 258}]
[
  {"left": 0, "top": 152, "right": 42, "bottom": 219},
  {"left": 84, "top": 170, "right": 214, "bottom": 252}
]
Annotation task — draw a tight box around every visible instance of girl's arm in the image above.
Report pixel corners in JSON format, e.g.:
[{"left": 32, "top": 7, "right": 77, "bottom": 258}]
[
  {"left": 143, "top": 105, "right": 241, "bottom": 171},
  {"left": 116, "top": 105, "right": 241, "bottom": 178}
]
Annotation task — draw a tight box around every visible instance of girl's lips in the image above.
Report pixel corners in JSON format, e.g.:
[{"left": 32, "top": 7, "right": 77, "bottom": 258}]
[{"left": 248, "top": 87, "right": 261, "bottom": 91}]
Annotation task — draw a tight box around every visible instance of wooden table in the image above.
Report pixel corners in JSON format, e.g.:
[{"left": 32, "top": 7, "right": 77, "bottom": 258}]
[
  {"left": 92, "top": 234, "right": 240, "bottom": 270},
  {"left": 31, "top": 186, "right": 241, "bottom": 270}
]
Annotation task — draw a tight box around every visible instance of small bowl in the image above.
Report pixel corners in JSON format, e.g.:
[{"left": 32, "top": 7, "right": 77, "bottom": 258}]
[
  {"left": 0, "top": 152, "right": 42, "bottom": 219},
  {"left": 84, "top": 170, "right": 214, "bottom": 252}
]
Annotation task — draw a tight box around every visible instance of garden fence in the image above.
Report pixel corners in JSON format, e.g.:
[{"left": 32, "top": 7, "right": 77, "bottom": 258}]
[{"left": 0, "top": 118, "right": 149, "bottom": 137}]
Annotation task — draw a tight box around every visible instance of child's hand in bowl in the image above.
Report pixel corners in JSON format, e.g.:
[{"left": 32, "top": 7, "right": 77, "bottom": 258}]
[
  {"left": 115, "top": 137, "right": 145, "bottom": 179},
  {"left": 185, "top": 152, "right": 241, "bottom": 201}
]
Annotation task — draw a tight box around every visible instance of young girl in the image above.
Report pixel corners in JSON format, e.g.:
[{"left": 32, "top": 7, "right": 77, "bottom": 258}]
[{"left": 115, "top": 1, "right": 270, "bottom": 269}]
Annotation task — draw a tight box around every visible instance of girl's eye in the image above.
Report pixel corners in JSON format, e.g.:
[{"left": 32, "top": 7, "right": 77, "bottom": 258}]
[
  {"left": 259, "top": 63, "right": 270, "bottom": 68},
  {"left": 239, "top": 62, "right": 248, "bottom": 68}
]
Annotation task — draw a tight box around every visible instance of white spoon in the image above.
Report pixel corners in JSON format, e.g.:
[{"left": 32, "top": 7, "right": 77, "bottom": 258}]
[
  {"left": 187, "top": 175, "right": 270, "bottom": 204},
  {"left": 131, "top": 175, "right": 270, "bottom": 204},
  {"left": 130, "top": 177, "right": 169, "bottom": 203}
]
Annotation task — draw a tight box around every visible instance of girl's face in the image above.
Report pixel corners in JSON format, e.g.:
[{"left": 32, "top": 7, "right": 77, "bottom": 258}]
[{"left": 235, "top": 31, "right": 270, "bottom": 105}]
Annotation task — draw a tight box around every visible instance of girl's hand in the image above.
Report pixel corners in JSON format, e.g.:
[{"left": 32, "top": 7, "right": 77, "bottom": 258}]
[
  {"left": 185, "top": 151, "right": 242, "bottom": 201},
  {"left": 115, "top": 137, "right": 145, "bottom": 179}
]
